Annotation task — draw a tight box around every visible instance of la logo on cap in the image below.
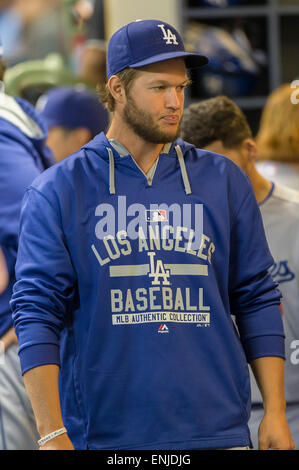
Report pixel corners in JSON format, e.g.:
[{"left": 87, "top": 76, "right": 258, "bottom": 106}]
[{"left": 157, "top": 24, "right": 178, "bottom": 45}]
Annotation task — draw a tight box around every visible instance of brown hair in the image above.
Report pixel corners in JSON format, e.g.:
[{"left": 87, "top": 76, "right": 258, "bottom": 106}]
[
  {"left": 255, "top": 83, "right": 299, "bottom": 162},
  {"left": 180, "top": 95, "right": 252, "bottom": 149},
  {"left": 97, "top": 68, "right": 141, "bottom": 112},
  {"left": 0, "top": 59, "right": 6, "bottom": 82}
]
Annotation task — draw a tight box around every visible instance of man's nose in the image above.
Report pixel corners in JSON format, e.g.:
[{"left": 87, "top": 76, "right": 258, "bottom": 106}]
[{"left": 165, "top": 88, "right": 181, "bottom": 109}]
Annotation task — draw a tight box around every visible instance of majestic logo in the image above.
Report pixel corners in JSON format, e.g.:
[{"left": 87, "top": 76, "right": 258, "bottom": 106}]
[
  {"left": 157, "top": 24, "right": 179, "bottom": 45},
  {"left": 269, "top": 260, "right": 295, "bottom": 284},
  {"left": 158, "top": 324, "right": 169, "bottom": 334}
]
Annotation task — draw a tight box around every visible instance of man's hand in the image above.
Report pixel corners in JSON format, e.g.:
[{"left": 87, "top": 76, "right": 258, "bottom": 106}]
[
  {"left": 24, "top": 365, "right": 72, "bottom": 451},
  {"left": 258, "top": 411, "right": 295, "bottom": 450},
  {"left": 250, "top": 357, "right": 295, "bottom": 450},
  {"left": 39, "top": 433, "right": 75, "bottom": 450},
  {"left": 0, "top": 327, "right": 18, "bottom": 351}
]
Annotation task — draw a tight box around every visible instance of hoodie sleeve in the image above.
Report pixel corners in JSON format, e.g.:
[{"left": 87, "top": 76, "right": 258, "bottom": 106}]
[
  {"left": 0, "top": 136, "right": 41, "bottom": 253},
  {"left": 0, "top": 130, "right": 48, "bottom": 337},
  {"left": 228, "top": 187, "right": 285, "bottom": 362},
  {"left": 11, "top": 187, "right": 77, "bottom": 374}
]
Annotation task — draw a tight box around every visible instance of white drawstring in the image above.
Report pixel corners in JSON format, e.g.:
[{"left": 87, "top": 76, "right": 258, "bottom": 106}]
[
  {"left": 175, "top": 145, "right": 192, "bottom": 195},
  {"left": 106, "top": 144, "right": 192, "bottom": 195},
  {"left": 106, "top": 147, "right": 116, "bottom": 195}
]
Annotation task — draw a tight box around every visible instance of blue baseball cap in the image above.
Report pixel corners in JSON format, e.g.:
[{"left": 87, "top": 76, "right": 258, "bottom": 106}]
[
  {"left": 107, "top": 19, "right": 209, "bottom": 78},
  {"left": 36, "top": 86, "right": 109, "bottom": 136}
]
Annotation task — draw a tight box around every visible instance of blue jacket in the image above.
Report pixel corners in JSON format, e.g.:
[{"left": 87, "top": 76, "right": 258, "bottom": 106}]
[
  {"left": 11, "top": 132, "right": 284, "bottom": 450},
  {"left": 0, "top": 95, "right": 54, "bottom": 338}
]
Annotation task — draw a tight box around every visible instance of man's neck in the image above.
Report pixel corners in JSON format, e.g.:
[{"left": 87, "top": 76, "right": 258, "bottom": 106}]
[
  {"left": 106, "top": 116, "right": 164, "bottom": 174},
  {"left": 248, "top": 165, "right": 273, "bottom": 204}
]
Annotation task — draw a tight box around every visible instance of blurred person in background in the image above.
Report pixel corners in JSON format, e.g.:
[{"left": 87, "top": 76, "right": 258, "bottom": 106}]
[
  {"left": 256, "top": 83, "right": 299, "bottom": 191},
  {"left": 84, "top": 0, "right": 105, "bottom": 42},
  {"left": 0, "top": 38, "right": 8, "bottom": 298},
  {"left": 0, "top": 0, "right": 23, "bottom": 65},
  {"left": 180, "top": 95, "right": 299, "bottom": 450},
  {"left": 0, "top": 0, "right": 67, "bottom": 66},
  {"left": 0, "top": 39, "right": 55, "bottom": 449},
  {"left": 0, "top": 247, "right": 8, "bottom": 294},
  {"left": 36, "top": 86, "right": 109, "bottom": 162},
  {"left": 79, "top": 40, "right": 106, "bottom": 89},
  {"left": 75, "top": 1, "right": 106, "bottom": 89}
]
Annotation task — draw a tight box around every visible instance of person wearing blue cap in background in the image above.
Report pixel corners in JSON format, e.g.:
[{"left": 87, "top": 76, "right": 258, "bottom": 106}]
[
  {"left": 11, "top": 19, "right": 293, "bottom": 450},
  {"left": 0, "top": 247, "right": 8, "bottom": 295},
  {"left": 36, "top": 86, "right": 109, "bottom": 162},
  {"left": 0, "top": 37, "right": 55, "bottom": 449}
]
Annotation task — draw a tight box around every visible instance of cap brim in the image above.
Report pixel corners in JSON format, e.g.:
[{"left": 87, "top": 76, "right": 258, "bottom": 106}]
[{"left": 129, "top": 51, "right": 209, "bottom": 70}]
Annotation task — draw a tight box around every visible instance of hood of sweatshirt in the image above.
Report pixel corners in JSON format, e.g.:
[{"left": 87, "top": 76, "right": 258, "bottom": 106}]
[
  {"left": 0, "top": 93, "right": 55, "bottom": 338},
  {"left": 0, "top": 93, "right": 54, "bottom": 170},
  {"left": 82, "top": 132, "right": 195, "bottom": 196}
]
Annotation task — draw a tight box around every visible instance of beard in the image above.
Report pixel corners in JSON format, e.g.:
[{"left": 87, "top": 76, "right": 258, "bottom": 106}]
[{"left": 122, "top": 94, "right": 181, "bottom": 144}]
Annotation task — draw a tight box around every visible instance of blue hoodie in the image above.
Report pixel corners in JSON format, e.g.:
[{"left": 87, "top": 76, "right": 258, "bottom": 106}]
[
  {"left": 11, "top": 132, "right": 284, "bottom": 450},
  {"left": 0, "top": 94, "right": 54, "bottom": 338}
]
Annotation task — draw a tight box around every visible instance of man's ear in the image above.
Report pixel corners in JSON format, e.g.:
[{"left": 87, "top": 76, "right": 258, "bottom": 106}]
[
  {"left": 242, "top": 138, "right": 258, "bottom": 162},
  {"left": 107, "top": 75, "right": 125, "bottom": 105}
]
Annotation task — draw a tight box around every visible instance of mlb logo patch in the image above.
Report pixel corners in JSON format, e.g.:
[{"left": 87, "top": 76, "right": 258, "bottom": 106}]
[{"left": 145, "top": 210, "right": 168, "bottom": 222}]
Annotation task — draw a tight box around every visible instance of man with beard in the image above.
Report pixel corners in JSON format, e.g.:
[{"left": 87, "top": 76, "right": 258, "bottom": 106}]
[{"left": 11, "top": 20, "right": 293, "bottom": 450}]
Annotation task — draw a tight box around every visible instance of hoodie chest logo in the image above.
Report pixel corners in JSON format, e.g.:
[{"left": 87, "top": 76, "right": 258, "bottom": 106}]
[{"left": 91, "top": 199, "right": 216, "bottom": 331}]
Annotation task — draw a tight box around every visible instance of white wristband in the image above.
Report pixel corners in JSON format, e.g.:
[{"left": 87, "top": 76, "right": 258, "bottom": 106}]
[{"left": 38, "top": 427, "right": 67, "bottom": 446}]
